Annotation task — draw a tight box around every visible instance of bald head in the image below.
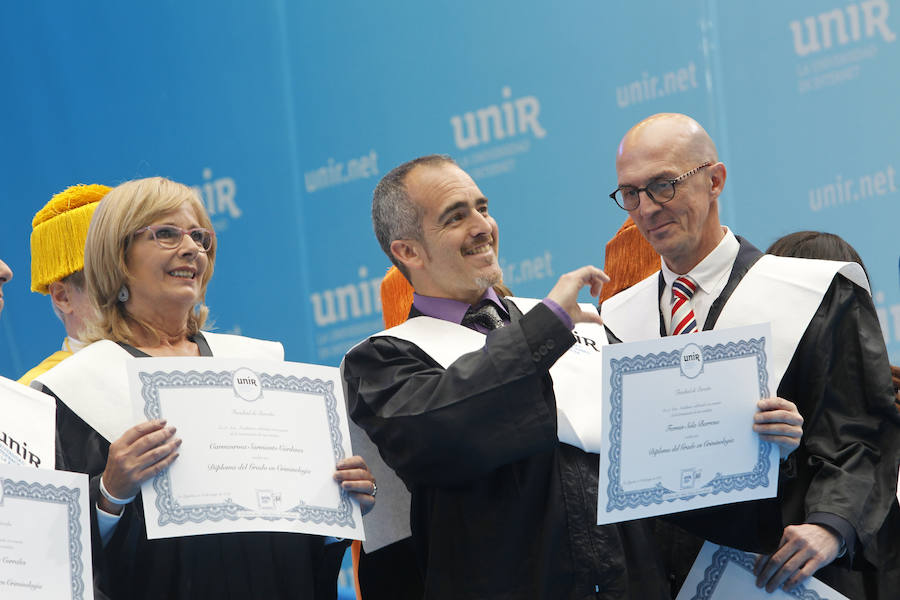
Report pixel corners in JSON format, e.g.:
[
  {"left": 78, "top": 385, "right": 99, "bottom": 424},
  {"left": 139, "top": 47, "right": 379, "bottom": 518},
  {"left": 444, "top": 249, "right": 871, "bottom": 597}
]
[
  {"left": 617, "top": 113, "right": 718, "bottom": 168},
  {"left": 614, "top": 113, "right": 727, "bottom": 274}
]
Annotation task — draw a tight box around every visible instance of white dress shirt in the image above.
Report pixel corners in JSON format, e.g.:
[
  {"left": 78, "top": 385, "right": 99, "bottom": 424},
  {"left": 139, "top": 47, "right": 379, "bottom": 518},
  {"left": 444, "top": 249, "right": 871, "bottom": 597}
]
[{"left": 660, "top": 228, "right": 739, "bottom": 334}]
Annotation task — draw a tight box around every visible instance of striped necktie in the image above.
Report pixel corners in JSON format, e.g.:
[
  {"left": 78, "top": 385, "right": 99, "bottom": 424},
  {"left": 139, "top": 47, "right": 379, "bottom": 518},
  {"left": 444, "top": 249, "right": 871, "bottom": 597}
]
[{"left": 670, "top": 276, "right": 699, "bottom": 335}]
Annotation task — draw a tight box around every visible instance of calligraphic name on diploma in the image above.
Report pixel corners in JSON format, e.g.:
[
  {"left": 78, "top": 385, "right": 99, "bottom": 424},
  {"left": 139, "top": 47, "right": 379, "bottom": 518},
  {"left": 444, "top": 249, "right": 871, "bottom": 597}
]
[
  {"left": 0, "top": 376, "right": 54, "bottom": 469},
  {"left": 597, "top": 324, "right": 779, "bottom": 524},
  {"left": 675, "top": 541, "right": 849, "bottom": 600},
  {"left": 0, "top": 463, "right": 93, "bottom": 600},
  {"left": 128, "top": 357, "right": 364, "bottom": 540}
]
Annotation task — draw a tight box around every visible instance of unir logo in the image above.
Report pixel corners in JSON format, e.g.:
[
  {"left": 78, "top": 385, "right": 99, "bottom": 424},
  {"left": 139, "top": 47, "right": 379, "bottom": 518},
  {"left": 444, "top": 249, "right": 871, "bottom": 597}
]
[
  {"left": 789, "top": 0, "right": 896, "bottom": 57},
  {"left": 449, "top": 87, "right": 546, "bottom": 151},
  {"left": 192, "top": 168, "right": 241, "bottom": 219},
  {"left": 309, "top": 266, "right": 384, "bottom": 327}
]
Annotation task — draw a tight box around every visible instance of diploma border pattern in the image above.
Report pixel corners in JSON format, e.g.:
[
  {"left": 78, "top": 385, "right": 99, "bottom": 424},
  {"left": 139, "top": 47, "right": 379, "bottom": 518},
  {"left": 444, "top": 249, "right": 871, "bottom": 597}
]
[
  {"left": 139, "top": 369, "right": 356, "bottom": 528},
  {"left": 0, "top": 478, "right": 86, "bottom": 599},
  {"left": 605, "top": 338, "right": 771, "bottom": 511},
  {"left": 692, "top": 546, "right": 826, "bottom": 599}
]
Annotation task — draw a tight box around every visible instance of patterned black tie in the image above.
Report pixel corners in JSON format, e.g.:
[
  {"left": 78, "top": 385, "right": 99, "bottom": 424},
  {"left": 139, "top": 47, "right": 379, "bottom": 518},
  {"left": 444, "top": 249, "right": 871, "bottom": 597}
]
[{"left": 461, "top": 302, "right": 505, "bottom": 331}]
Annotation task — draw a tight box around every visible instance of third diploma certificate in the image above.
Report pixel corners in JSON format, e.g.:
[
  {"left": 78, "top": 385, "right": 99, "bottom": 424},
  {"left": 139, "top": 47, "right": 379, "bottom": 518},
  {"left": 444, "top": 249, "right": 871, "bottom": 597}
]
[
  {"left": 0, "top": 463, "right": 92, "bottom": 599},
  {"left": 675, "top": 541, "right": 849, "bottom": 599},
  {"left": 128, "top": 357, "right": 364, "bottom": 540},
  {"left": 597, "top": 324, "right": 779, "bottom": 524}
]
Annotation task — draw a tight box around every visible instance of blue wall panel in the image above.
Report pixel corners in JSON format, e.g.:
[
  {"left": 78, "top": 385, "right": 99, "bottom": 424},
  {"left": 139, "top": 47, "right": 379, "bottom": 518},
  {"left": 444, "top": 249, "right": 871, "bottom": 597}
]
[{"left": 3, "top": 3, "right": 899, "bottom": 597}]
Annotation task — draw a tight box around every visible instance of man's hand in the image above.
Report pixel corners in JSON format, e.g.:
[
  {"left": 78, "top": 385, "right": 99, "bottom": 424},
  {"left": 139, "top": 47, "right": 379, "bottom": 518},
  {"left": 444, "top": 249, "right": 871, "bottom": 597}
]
[
  {"left": 546, "top": 266, "right": 610, "bottom": 325},
  {"left": 754, "top": 524, "right": 841, "bottom": 592},
  {"left": 753, "top": 397, "right": 803, "bottom": 459},
  {"left": 334, "top": 455, "right": 377, "bottom": 516}
]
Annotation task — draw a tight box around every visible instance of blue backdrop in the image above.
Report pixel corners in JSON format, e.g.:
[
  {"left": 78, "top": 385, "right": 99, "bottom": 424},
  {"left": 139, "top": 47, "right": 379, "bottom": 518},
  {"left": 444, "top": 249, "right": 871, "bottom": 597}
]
[{"left": 2, "top": 2, "right": 899, "bottom": 594}]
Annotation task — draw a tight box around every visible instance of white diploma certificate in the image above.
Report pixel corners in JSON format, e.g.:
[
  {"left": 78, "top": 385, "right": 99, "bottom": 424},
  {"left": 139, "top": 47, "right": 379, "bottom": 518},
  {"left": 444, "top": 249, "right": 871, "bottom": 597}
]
[
  {"left": 597, "top": 324, "right": 779, "bottom": 524},
  {"left": 0, "top": 463, "right": 92, "bottom": 599},
  {"left": 676, "top": 541, "right": 849, "bottom": 600},
  {"left": 128, "top": 357, "right": 364, "bottom": 540},
  {"left": 0, "top": 376, "right": 55, "bottom": 469}
]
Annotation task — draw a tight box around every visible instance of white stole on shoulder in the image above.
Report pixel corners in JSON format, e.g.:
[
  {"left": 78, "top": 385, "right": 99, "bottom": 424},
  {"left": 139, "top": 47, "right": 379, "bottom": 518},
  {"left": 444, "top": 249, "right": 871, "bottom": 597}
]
[
  {"left": 33, "top": 332, "right": 284, "bottom": 443},
  {"left": 600, "top": 256, "right": 869, "bottom": 391},
  {"left": 364, "top": 298, "right": 607, "bottom": 452}
]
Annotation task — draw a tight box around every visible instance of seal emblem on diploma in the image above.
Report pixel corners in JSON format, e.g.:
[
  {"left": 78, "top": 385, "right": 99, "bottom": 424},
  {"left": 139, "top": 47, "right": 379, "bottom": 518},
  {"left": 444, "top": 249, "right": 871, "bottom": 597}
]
[
  {"left": 679, "top": 343, "right": 704, "bottom": 379},
  {"left": 232, "top": 367, "right": 262, "bottom": 402}
]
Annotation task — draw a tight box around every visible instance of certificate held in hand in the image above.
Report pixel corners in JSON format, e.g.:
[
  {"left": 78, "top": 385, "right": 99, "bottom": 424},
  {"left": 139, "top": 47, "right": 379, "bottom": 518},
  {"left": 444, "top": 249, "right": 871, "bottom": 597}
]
[
  {"left": 675, "top": 541, "right": 849, "bottom": 599},
  {"left": 0, "top": 376, "right": 55, "bottom": 470},
  {"left": 597, "top": 324, "right": 779, "bottom": 524},
  {"left": 128, "top": 357, "right": 364, "bottom": 540},
  {"left": 0, "top": 463, "right": 93, "bottom": 599}
]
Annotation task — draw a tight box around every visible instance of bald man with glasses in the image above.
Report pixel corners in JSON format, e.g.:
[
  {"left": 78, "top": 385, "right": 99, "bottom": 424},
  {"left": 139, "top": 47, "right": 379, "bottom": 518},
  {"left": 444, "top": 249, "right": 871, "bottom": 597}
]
[{"left": 601, "top": 113, "right": 900, "bottom": 596}]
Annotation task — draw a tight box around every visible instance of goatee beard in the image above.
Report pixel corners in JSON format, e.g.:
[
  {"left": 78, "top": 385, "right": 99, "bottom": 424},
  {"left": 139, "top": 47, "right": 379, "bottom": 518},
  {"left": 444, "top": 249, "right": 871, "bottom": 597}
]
[{"left": 474, "top": 271, "right": 502, "bottom": 292}]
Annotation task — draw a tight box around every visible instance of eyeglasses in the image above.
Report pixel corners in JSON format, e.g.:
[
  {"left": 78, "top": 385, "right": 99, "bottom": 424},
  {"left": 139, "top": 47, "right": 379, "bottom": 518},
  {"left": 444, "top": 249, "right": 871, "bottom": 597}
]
[
  {"left": 609, "top": 162, "right": 713, "bottom": 211},
  {"left": 134, "top": 225, "right": 215, "bottom": 252}
]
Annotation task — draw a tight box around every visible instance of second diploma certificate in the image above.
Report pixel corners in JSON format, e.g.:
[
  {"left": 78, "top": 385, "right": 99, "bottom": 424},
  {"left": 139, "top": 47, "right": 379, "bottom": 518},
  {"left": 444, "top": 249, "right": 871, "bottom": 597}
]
[
  {"left": 597, "top": 324, "right": 779, "bottom": 524},
  {"left": 128, "top": 357, "right": 364, "bottom": 540}
]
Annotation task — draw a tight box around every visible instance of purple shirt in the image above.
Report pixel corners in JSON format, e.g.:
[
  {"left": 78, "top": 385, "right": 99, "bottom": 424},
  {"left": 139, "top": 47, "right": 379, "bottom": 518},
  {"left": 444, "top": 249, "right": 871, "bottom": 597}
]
[{"left": 412, "top": 288, "right": 573, "bottom": 334}]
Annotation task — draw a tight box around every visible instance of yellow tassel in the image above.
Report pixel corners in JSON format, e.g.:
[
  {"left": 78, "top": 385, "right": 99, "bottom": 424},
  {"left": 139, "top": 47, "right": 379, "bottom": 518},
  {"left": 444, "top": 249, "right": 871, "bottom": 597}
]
[{"left": 30, "top": 184, "right": 110, "bottom": 294}]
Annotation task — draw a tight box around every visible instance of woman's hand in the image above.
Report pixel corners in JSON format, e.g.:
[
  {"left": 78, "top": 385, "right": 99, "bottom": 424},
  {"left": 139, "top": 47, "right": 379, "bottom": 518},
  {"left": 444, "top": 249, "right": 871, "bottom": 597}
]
[
  {"left": 334, "top": 455, "right": 376, "bottom": 516},
  {"left": 99, "top": 419, "right": 181, "bottom": 514}
]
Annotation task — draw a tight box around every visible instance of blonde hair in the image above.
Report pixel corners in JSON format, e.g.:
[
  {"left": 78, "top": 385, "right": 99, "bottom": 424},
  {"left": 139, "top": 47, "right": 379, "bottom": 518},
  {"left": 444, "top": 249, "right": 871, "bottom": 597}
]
[{"left": 82, "top": 177, "right": 216, "bottom": 345}]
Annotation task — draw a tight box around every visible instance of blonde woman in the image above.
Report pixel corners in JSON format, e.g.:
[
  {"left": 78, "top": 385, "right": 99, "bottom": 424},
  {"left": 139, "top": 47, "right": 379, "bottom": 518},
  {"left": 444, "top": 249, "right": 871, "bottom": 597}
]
[{"left": 36, "top": 177, "right": 374, "bottom": 599}]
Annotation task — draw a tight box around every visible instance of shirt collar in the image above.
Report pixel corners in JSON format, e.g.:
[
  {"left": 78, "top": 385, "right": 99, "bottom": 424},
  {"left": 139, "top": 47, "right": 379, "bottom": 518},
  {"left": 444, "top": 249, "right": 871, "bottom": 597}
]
[
  {"left": 63, "top": 336, "right": 88, "bottom": 353},
  {"left": 660, "top": 227, "right": 739, "bottom": 294},
  {"left": 412, "top": 287, "right": 508, "bottom": 325}
]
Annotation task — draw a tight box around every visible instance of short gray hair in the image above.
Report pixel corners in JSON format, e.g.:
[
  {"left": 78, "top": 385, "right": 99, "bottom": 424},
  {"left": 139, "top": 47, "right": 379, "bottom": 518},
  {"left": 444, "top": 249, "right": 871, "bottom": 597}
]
[{"left": 372, "top": 154, "right": 456, "bottom": 278}]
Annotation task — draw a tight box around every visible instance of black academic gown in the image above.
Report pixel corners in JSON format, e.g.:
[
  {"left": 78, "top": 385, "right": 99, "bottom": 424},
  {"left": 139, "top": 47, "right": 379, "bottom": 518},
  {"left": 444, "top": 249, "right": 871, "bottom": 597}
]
[
  {"left": 604, "top": 238, "right": 900, "bottom": 599},
  {"left": 51, "top": 334, "right": 347, "bottom": 600},
  {"left": 343, "top": 300, "right": 670, "bottom": 600}
]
